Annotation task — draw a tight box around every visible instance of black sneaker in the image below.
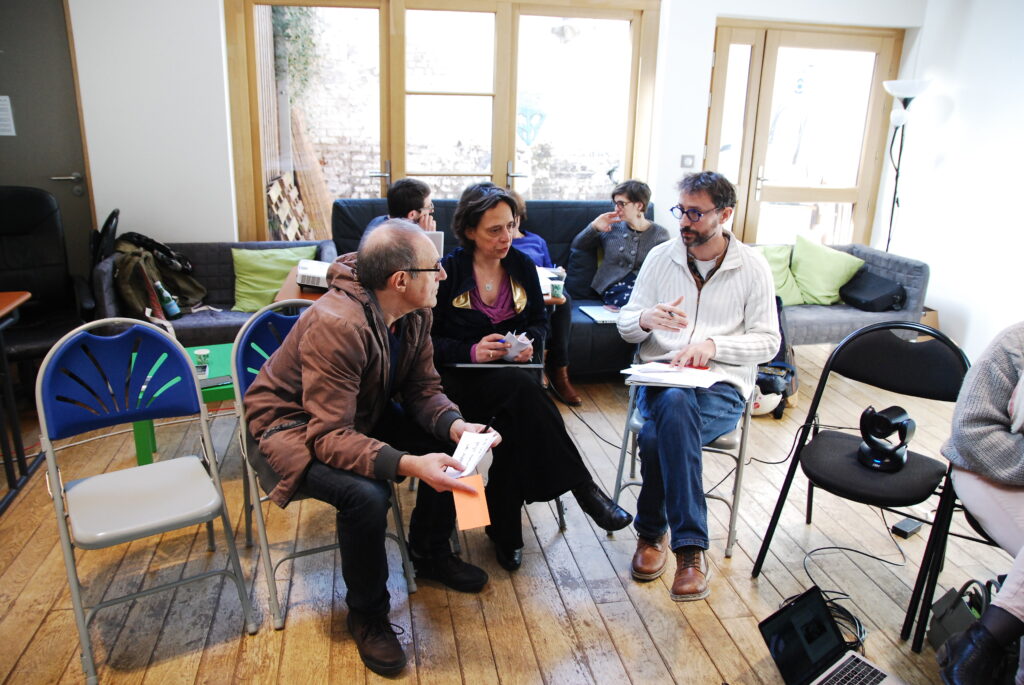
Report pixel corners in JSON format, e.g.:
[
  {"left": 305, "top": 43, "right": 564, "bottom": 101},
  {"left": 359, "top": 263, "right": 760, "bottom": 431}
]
[
  {"left": 347, "top": 611, "right": 407, "bottom": 676},
  {"left": 411, "top": 551, "right": 488, "bottom": 592}
]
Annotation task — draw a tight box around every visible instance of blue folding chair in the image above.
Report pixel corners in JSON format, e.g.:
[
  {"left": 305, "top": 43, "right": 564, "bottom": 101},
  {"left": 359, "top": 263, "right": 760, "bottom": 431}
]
[
  {"left": 232, "top": 299, "right": 417, "bottom": 630},
  {"left": 36, "top": 318, "right": 256, "bottom": 685}
]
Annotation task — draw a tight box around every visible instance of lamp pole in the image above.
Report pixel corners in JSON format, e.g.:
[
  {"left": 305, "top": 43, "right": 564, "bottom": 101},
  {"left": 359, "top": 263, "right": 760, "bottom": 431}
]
[{"left": 885, "top": 95, "right": 915, "bottom": 253}]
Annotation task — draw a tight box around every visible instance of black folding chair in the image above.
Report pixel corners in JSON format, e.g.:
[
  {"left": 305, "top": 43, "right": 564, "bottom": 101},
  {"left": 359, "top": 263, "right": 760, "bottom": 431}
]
[{"left": 750, "top": 321, "right": 970, "bottom": 652}]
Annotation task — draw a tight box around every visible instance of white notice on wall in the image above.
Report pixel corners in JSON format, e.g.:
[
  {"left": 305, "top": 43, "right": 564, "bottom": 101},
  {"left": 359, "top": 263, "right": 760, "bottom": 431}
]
[{"left": 0, "top": 96, "right": 15, "bottom": 136}]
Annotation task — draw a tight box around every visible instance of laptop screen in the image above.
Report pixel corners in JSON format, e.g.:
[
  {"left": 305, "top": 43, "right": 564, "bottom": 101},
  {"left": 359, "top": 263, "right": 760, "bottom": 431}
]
[{"left": 758, "top": 586, "right": 850, "bottom": 685}]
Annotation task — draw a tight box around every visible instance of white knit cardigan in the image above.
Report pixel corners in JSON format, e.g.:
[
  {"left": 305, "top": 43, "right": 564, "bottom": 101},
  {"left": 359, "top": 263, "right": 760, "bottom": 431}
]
[{"left": 617, "top": 231, "right": 780, "bottom": 398}]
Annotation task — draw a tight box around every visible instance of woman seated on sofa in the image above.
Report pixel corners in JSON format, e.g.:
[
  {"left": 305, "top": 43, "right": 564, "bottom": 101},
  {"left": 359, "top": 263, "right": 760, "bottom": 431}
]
[
  {"left": 570, "top": 179, "right": 670, "bottom": 310},
  {"left": 431, "top": 182, "right": 632, "bottom": 571},
  {"left": 507, "top": 188, "right": 580, "bottom": 407}
]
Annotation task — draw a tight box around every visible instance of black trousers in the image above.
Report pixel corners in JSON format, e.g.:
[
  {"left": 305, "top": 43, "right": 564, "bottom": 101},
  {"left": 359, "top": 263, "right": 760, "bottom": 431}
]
[
  {"left": 546, "top": 292, "right": 573, "bottom": 368},
  {"left": 440, "top": 366, "right": 591, "bottom": 550},
  {"left": 297, "top": 406, "right": 455, "bottom": 617}
]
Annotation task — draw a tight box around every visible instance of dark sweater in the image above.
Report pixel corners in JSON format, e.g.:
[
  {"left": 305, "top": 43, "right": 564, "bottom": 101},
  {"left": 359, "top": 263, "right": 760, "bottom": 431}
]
[{"left": 432, "top": 246, "right": 548, "bottom": 365}]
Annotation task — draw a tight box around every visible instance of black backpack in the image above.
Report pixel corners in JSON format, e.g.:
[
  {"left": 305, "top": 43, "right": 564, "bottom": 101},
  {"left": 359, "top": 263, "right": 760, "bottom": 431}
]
[{"left": 756, "top": 296, "right": 798, "bottom": 419}]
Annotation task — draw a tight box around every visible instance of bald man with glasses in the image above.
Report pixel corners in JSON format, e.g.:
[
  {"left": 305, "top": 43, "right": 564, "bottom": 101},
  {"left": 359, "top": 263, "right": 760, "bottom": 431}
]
[
  {"left": 616, "top": 171, "right": 779, "bottom": 602},
  {"left": 245, "top": 220, "right": 492, "bottom": 675}
]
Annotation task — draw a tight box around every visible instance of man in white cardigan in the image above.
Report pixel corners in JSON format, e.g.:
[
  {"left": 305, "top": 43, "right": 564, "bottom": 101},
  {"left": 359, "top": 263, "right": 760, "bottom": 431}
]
[{"left": 617, "top": 171, "right": 779, "bottom": 601}]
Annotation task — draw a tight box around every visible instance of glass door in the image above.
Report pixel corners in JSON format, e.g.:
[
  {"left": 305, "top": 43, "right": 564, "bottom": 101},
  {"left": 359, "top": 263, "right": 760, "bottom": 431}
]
[
  {"left": 512, "top": 13, "right": 635, "bottom": 200},
  {"left": 707, "top": 24, "right": 899, "bottom": 245},
  {"left": 253, "top": 4, "right": 384, "bottom": 239}
]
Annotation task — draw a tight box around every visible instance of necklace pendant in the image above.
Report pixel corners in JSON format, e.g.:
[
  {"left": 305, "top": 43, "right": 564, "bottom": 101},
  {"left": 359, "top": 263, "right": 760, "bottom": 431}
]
[{"left": 484, "top": 282, "right": 494, "bottom": 292}]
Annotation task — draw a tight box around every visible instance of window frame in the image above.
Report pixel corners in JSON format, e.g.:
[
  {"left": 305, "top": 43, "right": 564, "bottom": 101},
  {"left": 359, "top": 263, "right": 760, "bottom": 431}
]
[{"left": 224, "top": 0, "right": 659, "bottom": 240}]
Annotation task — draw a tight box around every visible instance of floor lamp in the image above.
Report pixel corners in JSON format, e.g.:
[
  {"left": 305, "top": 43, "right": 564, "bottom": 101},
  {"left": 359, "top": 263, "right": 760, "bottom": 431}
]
[{"left": 883, "top": 79, "right": 929, "bottom": 252}]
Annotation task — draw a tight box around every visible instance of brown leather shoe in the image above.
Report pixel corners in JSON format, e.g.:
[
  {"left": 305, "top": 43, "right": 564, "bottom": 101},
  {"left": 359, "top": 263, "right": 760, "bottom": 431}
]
[
  {"left": 670, "top": 546, "right": 711, "bottom": 601},
  {"left": 548, "top": 366, "right": 582, "bottom": 406},
  {"left": 347, "top": 611, "right": 407, "bottom": 675},
  {"left": 631, "top": 535, "right": 668, "bottom": 580}
]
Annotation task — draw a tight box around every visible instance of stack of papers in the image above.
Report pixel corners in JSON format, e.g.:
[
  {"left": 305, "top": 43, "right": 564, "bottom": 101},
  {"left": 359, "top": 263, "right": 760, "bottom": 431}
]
[{"left": 621, "top": 361, "right": 726, "bottom": 388}]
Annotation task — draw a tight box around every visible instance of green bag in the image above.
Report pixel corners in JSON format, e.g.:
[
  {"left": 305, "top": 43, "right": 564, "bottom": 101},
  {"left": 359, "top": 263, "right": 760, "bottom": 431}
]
[{"left": 113, "top": 239, "right": 206, "bottom": 320}]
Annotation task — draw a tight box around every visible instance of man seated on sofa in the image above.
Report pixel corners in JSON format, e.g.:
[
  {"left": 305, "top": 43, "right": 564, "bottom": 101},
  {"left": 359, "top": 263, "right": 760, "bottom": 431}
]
[
  {"left": 617, "top": 171, "right": 779, "bottom": 601},
  {"left": 244, "top": 220, "right": 492, "bottom": 675},
  {"left": 367, "top": 178, "right": 436, "bottom": 232}
]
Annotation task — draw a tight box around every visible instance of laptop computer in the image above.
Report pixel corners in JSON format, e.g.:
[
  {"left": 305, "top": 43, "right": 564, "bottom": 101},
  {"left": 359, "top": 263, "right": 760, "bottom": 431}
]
[
  {"left": 758, "top": 586, "right": 904, "bottom": 685},
  {"left": 425, "top": 230, "right": 444, "bottom": 257}
]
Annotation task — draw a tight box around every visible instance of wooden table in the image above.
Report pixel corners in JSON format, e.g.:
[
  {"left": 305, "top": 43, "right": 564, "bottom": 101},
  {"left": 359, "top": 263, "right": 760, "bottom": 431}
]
[
  {"left": 275, "top": 265, "right": 327, "bottom": 303},
  {"left": 0, "top": 291, "right": 36, "bottom": 514},
  {"left": 132, "top": 342, "right": 234, "bottom": 465}
]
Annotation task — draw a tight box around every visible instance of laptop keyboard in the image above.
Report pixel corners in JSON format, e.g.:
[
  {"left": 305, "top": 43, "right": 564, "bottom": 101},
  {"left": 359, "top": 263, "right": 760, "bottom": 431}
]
[{"left": 820, "top": 654, "right": 886, "bottom": 685}]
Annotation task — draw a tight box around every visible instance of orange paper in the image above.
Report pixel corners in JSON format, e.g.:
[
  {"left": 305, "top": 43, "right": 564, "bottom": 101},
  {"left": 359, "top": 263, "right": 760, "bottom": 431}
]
[{"left": 452, "top": 474, "right": 490, "bottom": 530}]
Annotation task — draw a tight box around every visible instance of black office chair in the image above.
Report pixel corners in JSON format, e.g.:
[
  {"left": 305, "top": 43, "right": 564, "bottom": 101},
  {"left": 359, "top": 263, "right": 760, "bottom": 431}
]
[
  {"left": 750, "top": 321, "right": 970, "bottom": 652},
  {"left": 0, "top": 186, "right": 93, "bottom": 378}
]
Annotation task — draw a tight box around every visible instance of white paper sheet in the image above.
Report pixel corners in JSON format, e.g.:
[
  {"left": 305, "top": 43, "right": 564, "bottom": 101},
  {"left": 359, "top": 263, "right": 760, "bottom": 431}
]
[
  {"left": 621, "top": 361, "right": 727, "bottom": 389},
  {"left": 446, "top": 430, "right": 498, "bottom": 477},
  {"left": 501, "top": 330, "right": 533, "bottom": 361}
]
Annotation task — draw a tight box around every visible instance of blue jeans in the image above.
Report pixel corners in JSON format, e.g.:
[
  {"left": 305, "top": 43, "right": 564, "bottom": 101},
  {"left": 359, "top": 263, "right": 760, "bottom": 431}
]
[{"left": 634, "top": 383, "right": 745, "bottom": 551}]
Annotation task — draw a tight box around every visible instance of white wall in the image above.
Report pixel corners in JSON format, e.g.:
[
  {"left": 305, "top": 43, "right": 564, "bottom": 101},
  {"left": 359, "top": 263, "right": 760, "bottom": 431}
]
[
  {"left": 67, "top": 0, "right": 237, "bottom": 243},
  {"left": 874, "top": 0, "right": 1024, "bottom": 358}
]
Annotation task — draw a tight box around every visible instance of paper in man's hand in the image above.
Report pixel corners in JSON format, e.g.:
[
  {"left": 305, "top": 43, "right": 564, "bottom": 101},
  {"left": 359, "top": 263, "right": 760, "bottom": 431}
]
[{"left": 446, "top": 430, "right": 498, "bottom": 477}]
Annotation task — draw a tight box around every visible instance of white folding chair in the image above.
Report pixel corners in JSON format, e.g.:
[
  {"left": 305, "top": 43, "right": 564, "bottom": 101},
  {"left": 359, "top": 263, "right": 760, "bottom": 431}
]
[
  {"left": 37, "top": 318, "right": 256, "bottom": 685},
  {"left": 612, "top": 382, "right": 753, "bottom": 557}
]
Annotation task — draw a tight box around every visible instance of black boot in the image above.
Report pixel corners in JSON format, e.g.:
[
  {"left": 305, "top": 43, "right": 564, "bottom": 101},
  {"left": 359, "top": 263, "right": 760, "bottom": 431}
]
[
  {"left": 572, "top": 480, "right": 632, "bottom": 531},
  {"left": 936, "top": 621, "right": 1001, "bottom": 685}
]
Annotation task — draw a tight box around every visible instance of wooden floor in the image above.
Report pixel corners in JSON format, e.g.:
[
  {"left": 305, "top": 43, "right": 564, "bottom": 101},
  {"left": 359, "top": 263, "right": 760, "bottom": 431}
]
[{"left": 0, "top": 344, "right": 1011, "bottom": 684}]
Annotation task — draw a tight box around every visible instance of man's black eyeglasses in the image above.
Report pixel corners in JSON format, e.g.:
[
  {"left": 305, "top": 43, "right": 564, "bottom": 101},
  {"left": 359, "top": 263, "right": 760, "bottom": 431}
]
[
  {"left": 400, "top": 260, "right": 443, "bottom": 274},
  {"left": 670, "top": 205, "right": 718, "bottom": 222}
]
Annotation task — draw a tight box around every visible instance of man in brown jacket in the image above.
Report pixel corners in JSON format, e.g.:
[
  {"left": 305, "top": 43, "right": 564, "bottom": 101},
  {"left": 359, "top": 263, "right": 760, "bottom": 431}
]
[{"left": 245, "top": 221, "right": 494, "bottom": 675}]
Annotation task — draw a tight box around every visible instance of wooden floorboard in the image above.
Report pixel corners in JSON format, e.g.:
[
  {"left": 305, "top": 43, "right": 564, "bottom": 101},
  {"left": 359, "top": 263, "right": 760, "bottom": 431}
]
[{"left": 1, "top": 344, "right": 1010, "bottom": 684}]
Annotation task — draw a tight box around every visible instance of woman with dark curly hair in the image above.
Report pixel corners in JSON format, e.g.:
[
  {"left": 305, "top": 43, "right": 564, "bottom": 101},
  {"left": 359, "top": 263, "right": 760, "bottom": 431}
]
[{"left": 431, "top": 182, "right": 631, "bottom": 570}]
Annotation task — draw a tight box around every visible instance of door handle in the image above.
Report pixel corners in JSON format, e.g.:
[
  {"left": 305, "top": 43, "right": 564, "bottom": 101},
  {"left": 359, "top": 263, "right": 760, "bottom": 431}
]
[
  {"left": 368, "top": 160, "right": 391, "bottom": 185},
  {"left": 51, "top": 172, "right": 84, "bottom": 183},
  {"left": 755, "top": 166, "right": 766, "bottom": 202},
  {"left": 506, "top": 160, "right": 527, "bottom": 188}
]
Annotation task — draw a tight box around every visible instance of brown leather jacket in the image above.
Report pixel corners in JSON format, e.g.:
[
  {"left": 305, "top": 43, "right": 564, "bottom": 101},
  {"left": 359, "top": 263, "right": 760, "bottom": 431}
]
[{"left": 243, "top": 253, "right": 461, "bottom": 506}]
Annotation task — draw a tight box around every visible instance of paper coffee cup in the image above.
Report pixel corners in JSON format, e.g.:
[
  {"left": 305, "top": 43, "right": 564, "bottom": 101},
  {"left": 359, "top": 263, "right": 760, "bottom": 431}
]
[{"left": 194, "top": 348, "right": 210, "bottom": 366}]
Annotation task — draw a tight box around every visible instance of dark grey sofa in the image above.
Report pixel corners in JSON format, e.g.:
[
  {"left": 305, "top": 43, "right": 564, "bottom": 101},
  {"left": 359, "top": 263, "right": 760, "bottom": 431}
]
[
  {"left": 93, "top": 240, "right": 337, "bottom": 347},
  {"left": 333, "top": 198, "right": 639, "bottom": 376},
  {"left": 780, "top": 244, "right": 929, "bottom": 346}
]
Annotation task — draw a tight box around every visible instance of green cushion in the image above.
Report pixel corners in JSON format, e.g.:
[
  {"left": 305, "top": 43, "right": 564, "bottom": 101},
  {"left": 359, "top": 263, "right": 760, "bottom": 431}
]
[
  {"left": 756, "top": 245, "right": 804, "bottom": 306},
  {"left": 790, "top": 235, "right": 864, "bottom": 305},
  {"left": 231, "top": 246, "right": 318, "bottom": 312}
]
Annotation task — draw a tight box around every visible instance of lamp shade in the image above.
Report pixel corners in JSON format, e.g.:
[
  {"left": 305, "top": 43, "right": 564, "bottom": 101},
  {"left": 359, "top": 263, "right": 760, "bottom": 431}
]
[{"left": 883, "top": 79, "right": 929, "bottom": 99}]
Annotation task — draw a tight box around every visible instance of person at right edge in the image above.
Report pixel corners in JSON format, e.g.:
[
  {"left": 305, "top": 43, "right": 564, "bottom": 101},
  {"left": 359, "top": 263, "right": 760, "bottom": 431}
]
[
  {"left": 617, "top": 171, "right": 778, "bottom": 601},
  {"left": 938, "top": 321, "right": 1024, "bottom": 684}
]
